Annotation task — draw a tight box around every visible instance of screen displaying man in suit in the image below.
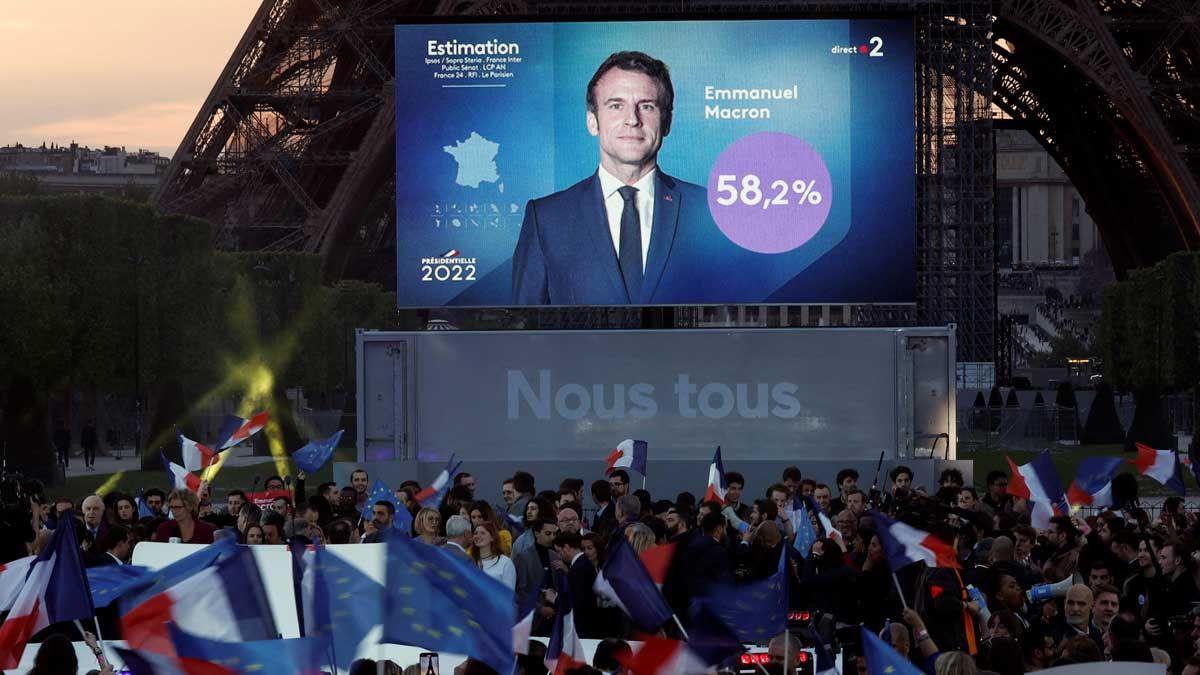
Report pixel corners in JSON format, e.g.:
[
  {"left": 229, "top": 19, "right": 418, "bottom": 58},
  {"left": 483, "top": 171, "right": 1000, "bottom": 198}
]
[{"left": 512, "top": 50, "right": 710, "bottom": 305}]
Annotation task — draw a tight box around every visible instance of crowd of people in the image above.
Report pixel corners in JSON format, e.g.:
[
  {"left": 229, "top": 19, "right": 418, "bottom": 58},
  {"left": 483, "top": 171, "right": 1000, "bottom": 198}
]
[{"left": 3, "top": 461, "right": 1200, "bottom": 675}]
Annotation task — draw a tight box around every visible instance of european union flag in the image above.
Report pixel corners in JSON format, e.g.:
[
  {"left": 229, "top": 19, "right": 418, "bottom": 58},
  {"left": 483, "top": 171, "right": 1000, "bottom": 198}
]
[
  {"left": 792, "top": 495, "right": 817, "bottom": 558},
  {"left": 861, "top": 625, "right": 924, "bottom": 675},
  {"left": 169, "top": 625, "right": 328, "bottom": 674},
  {"left": 382, "top": 535, "right": 515, "bottom": 673},
  {"left": 87, "top": 564, "right": 149, "bottom": 608},
  {"left": 361, "top": 478, "right": 413, "bottom": 534},
  {"left": 686, "top": 601, "right": 745, "bottom": 667},
  {"left": 293, "top": 429, "right": 343, "bottom": 474},
  {"left": 702, "top": 545, "right": 787, "bottom": 642},
  {"left": 302, "top": 546, "right": 384, "bottom": 673}
]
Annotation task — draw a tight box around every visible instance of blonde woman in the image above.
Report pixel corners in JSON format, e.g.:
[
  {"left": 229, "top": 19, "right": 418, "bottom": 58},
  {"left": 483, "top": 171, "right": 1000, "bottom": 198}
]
[
  {"left": 153, "top": 489, "right": 215, "bottom": 544},
  {"left": 625, "top": 522, "right": 656, "bottom": 555},
  {"left": 414, "top": 507, "right": 444, "bottom": 546}
]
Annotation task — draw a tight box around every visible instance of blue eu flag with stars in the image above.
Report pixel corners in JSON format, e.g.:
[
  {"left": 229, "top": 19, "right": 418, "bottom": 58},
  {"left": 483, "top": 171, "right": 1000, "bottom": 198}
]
[
  {"left": 302, "top": 546, "right": 384, "bottom": 673},
  {"left": 362, "top": 478, "right": 413, "bottom": 534},
  {"left": 293, "top": 429, "right": 343, "bottom": 474},
  {"left": 702, "top": 544, "right": 787, "bottom": 642},
  {"left": 169, "top": 625, "right": 328, "bottom": 674},
  {"left": 862, "top": 625, "right": 925, "bottom": 675},
  {"left": 791, "top": 494, "right": 817, "bottom": 558},
  {"left": 382, "top": 535, "right": 515, "bottom": 674}
]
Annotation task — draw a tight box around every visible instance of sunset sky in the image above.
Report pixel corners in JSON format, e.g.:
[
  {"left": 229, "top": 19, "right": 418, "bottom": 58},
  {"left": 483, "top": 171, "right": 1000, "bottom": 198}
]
[{"left": 0, "top": 1, "right": 260, "bottom": 156}]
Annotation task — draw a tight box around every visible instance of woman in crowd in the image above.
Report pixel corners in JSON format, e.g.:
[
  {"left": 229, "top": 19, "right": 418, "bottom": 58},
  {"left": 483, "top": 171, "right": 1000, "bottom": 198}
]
[
  {"left": 856, "top": 529, "right": 899, "bottom": 631},
  {"left": 108, "top": 493, "right": 138, "bottom": 528},
  {"left": 470, "top": 521, "right": 516, "bottom": 590},
  {"left": 582, "top": 532, "right": 606, "bottom": 569},
  {"left": 243, "top": 523, "right": 265, "bottom": 545},
  {"left": 414, "top": 507, "right": 443, "bottom": 545},
  {"left": 469, "top": 500, "right": 513, "bottom": 555},
  {"left": 153, "top": 489, "right": 215, "bottom": 544},
  {"left": 238, "top": 502, "right": 263, "bottom": 535},
  {"left": 625, "top": 522, "right": 656, "bottom": 555}
]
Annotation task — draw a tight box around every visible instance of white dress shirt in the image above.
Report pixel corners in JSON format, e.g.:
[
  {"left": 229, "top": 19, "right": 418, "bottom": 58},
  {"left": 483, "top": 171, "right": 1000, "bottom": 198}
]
[{"left": 597, "top": 165, "right": 656, "bottom": 272}]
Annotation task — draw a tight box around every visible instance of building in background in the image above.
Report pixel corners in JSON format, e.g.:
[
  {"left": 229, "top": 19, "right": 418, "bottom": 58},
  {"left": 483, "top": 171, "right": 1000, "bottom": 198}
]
[
  {"left": 0, "top": 142, "right": 167, "bottom": 193},
  {"left": 995, "top": 123, "right": 1113, "bottom": 384}
]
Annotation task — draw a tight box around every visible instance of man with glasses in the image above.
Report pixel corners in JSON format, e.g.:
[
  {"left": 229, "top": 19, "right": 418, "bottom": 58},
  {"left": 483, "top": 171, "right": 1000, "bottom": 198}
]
[{"left": 608, "top": 470, "right": 630, "bottom": 500}]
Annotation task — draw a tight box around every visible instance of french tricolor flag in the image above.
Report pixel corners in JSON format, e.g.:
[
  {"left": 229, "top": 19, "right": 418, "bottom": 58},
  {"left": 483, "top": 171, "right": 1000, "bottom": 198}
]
[
  {"left": 213, "top": 411, "right": 269, "bottom": 451},
  {"left": 162, "top": 452, "right": 202, "bottom": 493},
  {"left": 0, "top": 556, "right": 34, "bottom": 613},
  {"left": 1006, "top": 451, "right": 1069, "bottom": 529},
  {"left": 0, "top": 512, "right": 95, "bottom": 668},
  {"left": 112, "top": 646, "right": 232, "bottom": 675},
  {"left": 414, "top": 454, "right": 463, "bottom": 506},
  {"left": 177, "top": 430, "right": 218, "bottom": 474},
  {"left": 1067, "top": 456, "right": 1125, "bottom": 507},
  {"left": 605, "top": 439, "right": 648, "bottom": 477},
  {"left": 1131, "top": 442, "right": 1186, "bottom": 495},
  {"left": 622, "top": 635, "right": 711, "bottom": 675},
  {"left": 703, "top": 446, "right": 727, "bottom": 505},
  {"left": 639, "top": 542, "right": 676, "bottom": 590},
  {"left": 120, "top": 539, "right": 277, "bottom": 657},
  {"left": 544, "top": 578, "right": 586, "bottom": 675},
  {"left": 871, "top": 512, "right": 960, "bottom": 570},
  {"left": 512, "top": 591, "right": 539, "bottom": 656},
  {"left": 620, "top": 603, "right": 743, "bottom": 674}
]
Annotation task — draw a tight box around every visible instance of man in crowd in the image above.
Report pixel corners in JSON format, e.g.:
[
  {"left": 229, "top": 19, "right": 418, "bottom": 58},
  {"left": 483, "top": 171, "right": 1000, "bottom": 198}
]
[
  {"left": 515, "top": 518, "right": 559, "bottom": 615},
  {"left": 829, "top": 468, "right": 858, "bottom": 514},
  {"left": 608, "top": 469, "right": 630, "bottom": 500},
  {"left": 981, "top": 470, "right": 1012, "bottom": 513},
  {"left": 81, "top": 495, "right": 107, "bottom": 545},
  {"left": 590, "top": 479, "right": 616, "bottom": 536},
  {"left": 443, "top": 514, "right": 473, "bottom": 561},
  {"left": 813, "top": 483, "right": 832, "bottom": 513},
  {"left": 554, "top": 531, "right": 600, "bottom": 637},
  {"left": 781, "top": 466, "right": 802, "bottom": 498},
  {"left": 363, "top": 501, "right": 396, "bottom": 543},
  {"left": 724, "top": 472, "right": 750, "bottom": 521},
  {"left": 454, "top": 472, "right": 477, "bottom": 500},
  {"left": 350, "top": 468, "right": 370, "bottom": 510},
  {"left": 556, "top": 503, "right": 586, "bottom": 536}
]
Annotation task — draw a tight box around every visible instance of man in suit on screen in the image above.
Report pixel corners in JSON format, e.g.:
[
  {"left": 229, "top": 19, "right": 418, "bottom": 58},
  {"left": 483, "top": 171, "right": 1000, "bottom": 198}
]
[{"left": 512, "top": 50, "right": 710, "bottom": 305}]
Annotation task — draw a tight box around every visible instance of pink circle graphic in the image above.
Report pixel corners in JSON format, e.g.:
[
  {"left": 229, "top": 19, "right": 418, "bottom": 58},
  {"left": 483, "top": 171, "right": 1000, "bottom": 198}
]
[{"left": 706, "top": 132, "right": 833, "bottom": 255}]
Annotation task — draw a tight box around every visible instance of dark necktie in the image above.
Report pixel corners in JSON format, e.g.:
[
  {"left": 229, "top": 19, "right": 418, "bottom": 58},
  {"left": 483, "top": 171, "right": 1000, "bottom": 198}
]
[{"left": 617, "top": 186, "right": 643, "bottom": 302}]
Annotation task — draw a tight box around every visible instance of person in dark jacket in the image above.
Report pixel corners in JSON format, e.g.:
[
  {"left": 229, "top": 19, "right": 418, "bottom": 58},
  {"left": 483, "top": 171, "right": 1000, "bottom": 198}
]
[
  {"left": 554, "top": 530, "right": 601, "bottom": 638},
  {"left": 80, "top": 420, "right": 98, "bottom": 471},
  {"left": 682, "top": 512, "right": 734, "bottom": 599}
]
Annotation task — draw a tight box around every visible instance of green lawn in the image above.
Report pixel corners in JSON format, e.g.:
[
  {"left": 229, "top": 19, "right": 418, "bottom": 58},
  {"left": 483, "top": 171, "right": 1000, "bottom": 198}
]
[
  {"left": 61, "top": 448, "right": 357, "bottom": 500},
  {"left": 64, "top": 443, "right": 1188, "bottom": 502}
]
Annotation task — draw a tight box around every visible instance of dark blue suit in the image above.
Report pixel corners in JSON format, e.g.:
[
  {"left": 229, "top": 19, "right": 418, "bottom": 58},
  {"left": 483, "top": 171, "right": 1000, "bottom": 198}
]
[{"left": 511, "top": 171, "right": 709, "bottom": 305}]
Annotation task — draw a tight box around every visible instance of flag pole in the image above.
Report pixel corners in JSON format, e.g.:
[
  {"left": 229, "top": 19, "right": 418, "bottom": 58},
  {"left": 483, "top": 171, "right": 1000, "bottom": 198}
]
[
  {"left": 642, "top": 474, "right": 647, "bottom": 491},
  {"left": 892, "top": 571, "right": 910, "bottom": 609},
  {"left": 672, "top": 612, "right": 691, "bottom": 638}
]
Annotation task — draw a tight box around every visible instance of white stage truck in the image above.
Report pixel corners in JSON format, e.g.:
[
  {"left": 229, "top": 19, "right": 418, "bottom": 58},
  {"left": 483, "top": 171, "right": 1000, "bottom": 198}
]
[{"left": 341, "top": 327, "right": 969, "bottom": 498}]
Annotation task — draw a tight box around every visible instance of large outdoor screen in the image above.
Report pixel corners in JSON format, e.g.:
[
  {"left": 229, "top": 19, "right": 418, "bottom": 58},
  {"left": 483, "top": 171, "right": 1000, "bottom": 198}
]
[{"left": 394, "top": 18, "right": 915, "bottom": 307}]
